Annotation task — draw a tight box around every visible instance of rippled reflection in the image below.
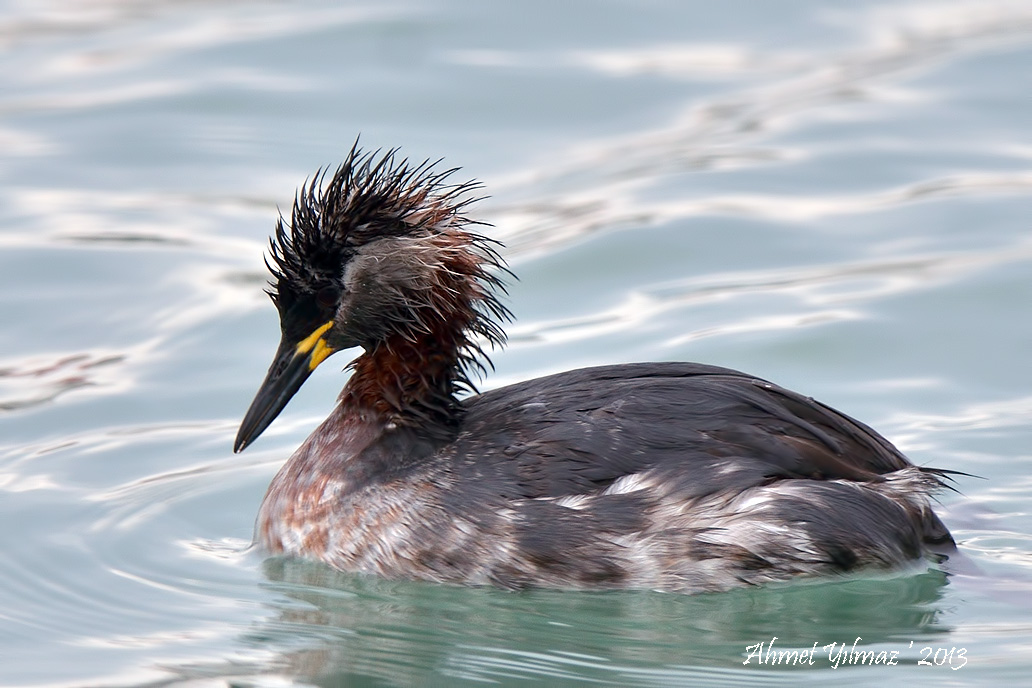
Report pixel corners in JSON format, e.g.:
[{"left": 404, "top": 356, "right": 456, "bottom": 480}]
[{"left": 224, "top": 560, "right": 953, "bottom": 686}]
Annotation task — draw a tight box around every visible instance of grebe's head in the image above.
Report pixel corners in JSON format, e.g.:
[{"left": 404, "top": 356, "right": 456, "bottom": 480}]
[{"left": 234, "top": 144, "right": 509, "bottom": 452}]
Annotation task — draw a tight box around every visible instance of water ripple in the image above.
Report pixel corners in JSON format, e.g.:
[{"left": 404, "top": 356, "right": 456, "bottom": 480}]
[
  {"left": 487, "top": 2, "right": 1032, "bottom": 256},
  {"left": 0, "top": 349, "right": 132, "bottom": 413},
  {"left": 0, "top": 0, "right": 1028, "bottom": 685},
  {"left": 509, "top": 241, "right": 1032, "bottom": 350}
]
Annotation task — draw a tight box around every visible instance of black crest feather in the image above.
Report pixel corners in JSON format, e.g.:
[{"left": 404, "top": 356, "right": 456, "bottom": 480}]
[
  {"left": 264, "top": 142, "right": 513, "bottom": 409},
  {"left": 267, "top": 141, "right": 488, "bottom": 300}
]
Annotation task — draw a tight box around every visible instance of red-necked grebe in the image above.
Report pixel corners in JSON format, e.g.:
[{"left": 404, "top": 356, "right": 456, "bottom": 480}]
[{"left": 234, "top": 144, "right": 955, "bottom": 592}]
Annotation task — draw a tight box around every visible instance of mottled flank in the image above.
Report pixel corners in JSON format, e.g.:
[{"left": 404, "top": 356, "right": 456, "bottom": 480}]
[{"left": 241, "top": 145, "right": 956, "bottom": 593}]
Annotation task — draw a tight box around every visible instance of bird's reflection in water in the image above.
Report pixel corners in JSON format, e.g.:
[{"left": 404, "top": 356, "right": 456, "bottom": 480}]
[{"left": 242, "top": 557, "right": 953, "bottom": 686}]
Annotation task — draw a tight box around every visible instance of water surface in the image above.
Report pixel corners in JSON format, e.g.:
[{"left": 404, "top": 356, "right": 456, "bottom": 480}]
[{"left": 1, "top": 0, "right": 1031, "bottom": 685}]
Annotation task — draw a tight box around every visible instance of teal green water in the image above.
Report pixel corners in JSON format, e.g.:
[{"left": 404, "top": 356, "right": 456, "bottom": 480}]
[{"left": 2, "top": 1, "right": 1031, "bottom": 685}]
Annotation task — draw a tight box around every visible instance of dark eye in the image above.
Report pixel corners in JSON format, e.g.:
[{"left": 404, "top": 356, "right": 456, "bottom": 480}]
[{"left": 316, "top": 285, "right": 340, "bottom": 309}]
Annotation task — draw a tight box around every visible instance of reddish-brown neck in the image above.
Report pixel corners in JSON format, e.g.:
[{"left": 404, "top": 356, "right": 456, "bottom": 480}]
[{"left": 341, "top": 315, "right": 471, "bottom": 437}]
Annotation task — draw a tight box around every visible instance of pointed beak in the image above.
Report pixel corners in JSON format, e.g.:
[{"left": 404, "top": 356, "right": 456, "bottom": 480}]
[{"left": 234, "top": 320, "right": 336, "bottom": 453}]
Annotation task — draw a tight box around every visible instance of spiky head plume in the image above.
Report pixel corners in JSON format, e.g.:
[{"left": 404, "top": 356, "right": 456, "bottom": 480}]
[
  {"left": 264, "top": 143, "right": 511, "bottom": 411},
  {"left": 269, "top": 144, "right": 476, "bottom": 292}
]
